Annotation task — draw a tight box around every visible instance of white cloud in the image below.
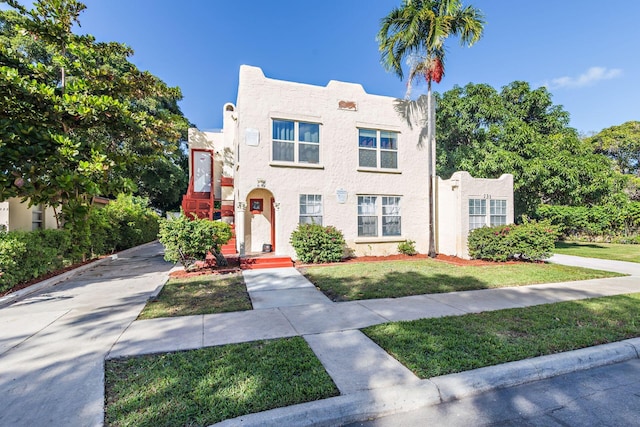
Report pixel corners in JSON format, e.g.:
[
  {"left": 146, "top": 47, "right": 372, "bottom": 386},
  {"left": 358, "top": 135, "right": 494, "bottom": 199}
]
[{"left": 544, "top": 66, "right": 622, "bottom": 89}]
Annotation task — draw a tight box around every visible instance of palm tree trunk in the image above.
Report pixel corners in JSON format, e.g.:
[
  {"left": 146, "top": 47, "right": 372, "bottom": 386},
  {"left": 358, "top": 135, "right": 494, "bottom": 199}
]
[{"left": 427, "top": 84, "right": 437, "bottom": 258}]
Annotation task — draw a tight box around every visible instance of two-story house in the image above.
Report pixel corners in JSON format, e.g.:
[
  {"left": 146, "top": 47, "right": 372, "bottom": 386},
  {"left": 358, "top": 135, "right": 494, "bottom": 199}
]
[{"left": 184, "top": 65, "right": 513, "bottom": 262}]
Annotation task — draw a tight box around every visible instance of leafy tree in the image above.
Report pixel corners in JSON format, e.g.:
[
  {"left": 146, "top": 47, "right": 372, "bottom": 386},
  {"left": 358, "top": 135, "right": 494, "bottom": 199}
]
[
  {"left": 378, "top": 0, "right": 484, "bottom": 256},
  {"left": 0, "top": 0, "right": 189, "bottom": 254},
  {"left": 586, "top": 121, "right": 640, "bottom": 176},
  {"left": 436, "top": 81, "right": 618, "bottom": 217}
]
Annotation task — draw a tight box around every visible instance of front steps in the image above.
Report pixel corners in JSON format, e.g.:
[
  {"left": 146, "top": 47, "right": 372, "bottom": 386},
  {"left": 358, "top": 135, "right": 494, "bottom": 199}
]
[{"left": 240, "top": 254, "right": 294, "bottom": 270}]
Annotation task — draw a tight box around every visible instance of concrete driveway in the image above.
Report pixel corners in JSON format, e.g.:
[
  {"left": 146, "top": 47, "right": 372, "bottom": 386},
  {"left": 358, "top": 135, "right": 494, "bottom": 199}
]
[{"left": 0, "top": 242, "right": 172, "bottom": 427}]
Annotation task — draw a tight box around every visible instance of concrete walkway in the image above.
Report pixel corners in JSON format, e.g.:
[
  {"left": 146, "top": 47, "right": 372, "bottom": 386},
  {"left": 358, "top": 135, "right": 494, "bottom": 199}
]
[{"left": 2, "top": 247, "right": 640, "bottom": 426}]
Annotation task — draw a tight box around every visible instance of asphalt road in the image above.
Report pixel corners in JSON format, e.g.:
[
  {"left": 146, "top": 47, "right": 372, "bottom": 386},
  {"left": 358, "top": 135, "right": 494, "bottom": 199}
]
[{"left": 347, "top": 359, "right": 640, "bottom": 426}]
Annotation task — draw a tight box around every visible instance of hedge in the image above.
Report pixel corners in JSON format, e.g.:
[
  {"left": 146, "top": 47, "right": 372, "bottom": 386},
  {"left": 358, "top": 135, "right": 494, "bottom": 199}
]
[
  {"left": 537, "top": 202, "right": 640, "bottom": 242},
  {"left": 468, "top": 218, "right": 559, "bottom": 262},
  {"left": 0, "top": 195, "right": 160, "bottom": 294}
]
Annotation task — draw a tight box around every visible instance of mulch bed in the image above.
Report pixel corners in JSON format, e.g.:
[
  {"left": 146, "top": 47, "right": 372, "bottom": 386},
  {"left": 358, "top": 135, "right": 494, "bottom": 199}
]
[{"left": 297, "top": 253, "right": 508, "bottom": 268}]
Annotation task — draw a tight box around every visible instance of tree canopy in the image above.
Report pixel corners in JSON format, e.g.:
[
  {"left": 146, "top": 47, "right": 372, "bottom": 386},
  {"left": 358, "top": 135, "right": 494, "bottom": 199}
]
[
  {"left": 0, "top": 0, "right": 189, "bottom": 224},
  {"left": 435, "top": 81, "right": 618, "bottom": 217},
  {"left": 586, "top": 121, "right": 640, "bottom": 177}
]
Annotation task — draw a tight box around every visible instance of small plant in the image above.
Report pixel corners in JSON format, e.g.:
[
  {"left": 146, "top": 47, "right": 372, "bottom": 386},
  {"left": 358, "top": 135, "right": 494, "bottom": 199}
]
[
  {"left": 290, "top": 223, "right": 345, "bottom": 264},
  {"left": 159, "top": 213, "right": 232, "bottom": 270},
  {"left": 398, "top": 239, "right": 417, "bottom": 256}
]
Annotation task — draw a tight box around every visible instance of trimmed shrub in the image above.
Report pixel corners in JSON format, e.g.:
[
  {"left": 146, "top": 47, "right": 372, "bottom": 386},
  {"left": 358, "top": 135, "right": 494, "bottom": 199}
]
[
  {"left": 468, "top": 218, "right": 559, "bottom": 262},
  {"left": 398, "top": 239, "right": 417, "bottom": 256},
  {"left": 0, "top": 229, "right": 72, "bottom": 293},
  {"left": 158, "top": 213, "right": 232, "bottom": 270},
  {"left": 290, "top": 223, "right": 345, "bottom": 264}
]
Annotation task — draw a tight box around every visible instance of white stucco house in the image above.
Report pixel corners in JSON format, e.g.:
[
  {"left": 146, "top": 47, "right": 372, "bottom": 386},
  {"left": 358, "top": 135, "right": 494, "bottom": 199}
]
[{"left": 183, "top": 65, "right": 513, "bottom": 262}]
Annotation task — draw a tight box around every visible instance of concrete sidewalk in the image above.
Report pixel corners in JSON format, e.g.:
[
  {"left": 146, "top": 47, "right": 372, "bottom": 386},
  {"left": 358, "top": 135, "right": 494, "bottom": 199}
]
[{"left": 107, "top": 256, "right": 640, "bottom": 426}]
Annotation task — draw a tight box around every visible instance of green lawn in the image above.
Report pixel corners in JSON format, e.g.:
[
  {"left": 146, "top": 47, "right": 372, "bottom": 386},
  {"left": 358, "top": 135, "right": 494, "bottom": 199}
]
[
  {"left": 105, "top": 337, "right": 339, "bottom": 427},
  {"left": 554, "top": 241, "right": 640, "bottom": 263},
  {"left": 138, "top": 273, "right": 252, "bottom": 319},
  {"left": 363, "top": 293, "right": 640, "bottom": 378},
  {"left": 303, "top": 259, "right": 623, "bottom": 301}
]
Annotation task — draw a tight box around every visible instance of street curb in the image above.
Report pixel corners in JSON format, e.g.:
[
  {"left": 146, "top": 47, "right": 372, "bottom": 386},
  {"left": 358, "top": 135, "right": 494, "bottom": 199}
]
[
  {"left": 211, "top": 338, "right": 640, "bottom": 427},
  {"left": 0, "top": 240, "right": 160, "bottom": 308}
]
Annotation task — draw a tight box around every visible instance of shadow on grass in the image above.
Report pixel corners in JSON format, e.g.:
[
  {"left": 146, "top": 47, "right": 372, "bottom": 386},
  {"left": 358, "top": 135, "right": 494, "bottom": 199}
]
[
  {"left": 308, "top": 270, "right": 488, "bottom": 302},
  {"left": 555, "top": 241, "right": 608, "bottom": 250}
]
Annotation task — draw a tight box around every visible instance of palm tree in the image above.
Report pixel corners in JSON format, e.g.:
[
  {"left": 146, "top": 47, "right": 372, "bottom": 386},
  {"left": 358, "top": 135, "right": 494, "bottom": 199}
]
[{"left": 377, "top": 0, "right": 484, "bottom": 257}]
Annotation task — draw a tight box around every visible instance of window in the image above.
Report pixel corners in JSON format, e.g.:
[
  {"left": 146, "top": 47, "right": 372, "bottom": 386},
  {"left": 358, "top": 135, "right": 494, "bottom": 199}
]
[
  {"left": 490, "top": 199, "right": 507, "bottom": 226},
  {"left": 382, "top": 197, "right": 401, "bottom": 236},
  {"left": 358, "top": 129, "right": 398, "bottom": 169},
  {"left": 469, "top": 198, "right": 508, "bottom": 230},
  {"left": 32, "top": 204, "right": 43, "bottom": 230},
  {"left": 272, "top": 120, "right": 320, "bottom": 164},
  {"left": 358, "top": 196, "right": 402, "bottom": 237},
  {"left": 468, "top": 199, "right": 486, "bottom": 231},
  {"left": 300, "top": 194, "right": 322, "bottom": 225}
]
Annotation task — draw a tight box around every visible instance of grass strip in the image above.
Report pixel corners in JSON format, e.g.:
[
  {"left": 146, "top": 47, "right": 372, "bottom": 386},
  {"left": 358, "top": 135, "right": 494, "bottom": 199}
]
[
  {"left": 138, "top": 273, "right": 251, "bottom": 319},
  {"left": 304, "top": 259, "right": 622, "bottom": 301},
  {"left": 105, "top": 337, "right": 339, "bottom": 427},
  {"left": 554, "top": 241, "right": 640, "bottom": 263},
  {"left": 363, "top": 293, "right": 640, "bottom": 379}
]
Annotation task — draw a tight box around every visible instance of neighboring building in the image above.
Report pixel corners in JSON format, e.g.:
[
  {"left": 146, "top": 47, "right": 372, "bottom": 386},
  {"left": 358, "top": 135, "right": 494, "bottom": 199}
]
[
  {"left": 0, "top": 198, "right": 58, "bottom": 232},
  {"left": 184, "top": 65, "right": 514, "bottom": 260},
  {"left": 0, "top": 197, "right": 110, "bottom": 233}
]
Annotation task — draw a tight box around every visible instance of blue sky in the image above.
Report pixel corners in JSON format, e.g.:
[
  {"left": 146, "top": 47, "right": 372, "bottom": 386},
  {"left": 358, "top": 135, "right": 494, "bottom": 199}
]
[{"left": 26, "top": 1, "right": 640, "bottom": 135}]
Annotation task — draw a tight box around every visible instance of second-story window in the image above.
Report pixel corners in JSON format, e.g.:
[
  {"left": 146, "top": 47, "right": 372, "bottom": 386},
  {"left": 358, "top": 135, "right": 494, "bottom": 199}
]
[
  {"left": 272, "top": 120, "right": 320, "bottom": 164},
  {"left": 358, "top": 129, "right": 398, "bottom": 169}
]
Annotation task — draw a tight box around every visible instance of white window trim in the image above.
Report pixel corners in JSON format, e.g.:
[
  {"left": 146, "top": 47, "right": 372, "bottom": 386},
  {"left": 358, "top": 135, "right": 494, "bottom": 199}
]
[
  {"left": 357, "top": 128, "right": 399, "bottom": 171},
  {"left": 357, "top": 195, "right": 403, "bottom": 238},
  {"left": 299, "top": 194, "right": 323, "bottom": 225},
  {"left": 468, "top": 198, "right": 508, "bottom": 229},
  {"left": 271, "top": 119, "right": 321, "bottom": 165}
]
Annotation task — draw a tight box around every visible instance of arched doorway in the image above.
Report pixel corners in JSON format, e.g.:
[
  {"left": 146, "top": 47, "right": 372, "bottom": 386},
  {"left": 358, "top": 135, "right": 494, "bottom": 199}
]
[{"left": 245, "top": 188, "right": 275, "bottom": 253}]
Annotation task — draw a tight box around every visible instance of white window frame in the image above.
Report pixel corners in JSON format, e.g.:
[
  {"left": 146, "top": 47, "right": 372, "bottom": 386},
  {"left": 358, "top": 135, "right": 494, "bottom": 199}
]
[
  {"left": 272, "top": 119, "right": 320, "bottom": 164},
  {"left": 490, "top": 199, "right": 507, "bottom": 226},
  {"left": 469, "top": 198, "right": 508, "bottom": 230},
  {"left": 358, "top": 195, "right": 402, "bottom": 237},
  {"left": 299, "top": 194, "right": 323, "bottom": 225},
  {"left": 358, "top": 128, "right": 398, "bottom": 170}
]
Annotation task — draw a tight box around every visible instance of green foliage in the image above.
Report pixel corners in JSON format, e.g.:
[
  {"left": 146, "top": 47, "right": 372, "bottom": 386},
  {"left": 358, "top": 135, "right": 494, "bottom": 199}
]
[
  {"left": 587, "top": 121, "right": 640, "bottom": 176},
  {"left": 377, "top": 0, "right": 484, "bottom": 83},
  {"left": 290, "top": 223, "right": 345, "bottom": 264},
  {"left": 158, "top": 214, "right": 232, "bottom": 270},
  {"left": 537, "top": 201, "right": 640, "bottom": 241},
  {"left": 0, "top": 1, "right": 189, "bottom": 234},
  {"left": 468, "top": 218, "right": 559, "bottom": 262},
  {"left": 94, "top": 194, "right": 160, "bottom": 252},
  {"left": 0, "top": 229, "right": 72, "bottom": 293},
  {"left": 0, "top": 194, "right": 160, "bottom": 292},
  {"left": 436, "top": 82, "right": 617, "bottom": 217},
  {"left": 398, "top": 239, "right": 417, "bottom": 255}
]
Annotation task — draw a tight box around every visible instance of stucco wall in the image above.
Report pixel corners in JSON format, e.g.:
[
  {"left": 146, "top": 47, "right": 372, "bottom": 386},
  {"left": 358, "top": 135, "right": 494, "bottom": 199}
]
[
  {"left": 438, "top": 172, "right": 514, "bottom": 259},
  {"left": 234, "top": 65, "right": 430, "bottom": 258},
  {"left": 7, "top": 198, "right": 58, "bottom": 231}
]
